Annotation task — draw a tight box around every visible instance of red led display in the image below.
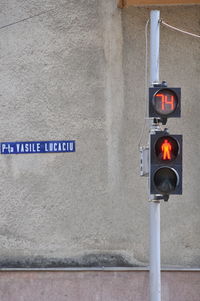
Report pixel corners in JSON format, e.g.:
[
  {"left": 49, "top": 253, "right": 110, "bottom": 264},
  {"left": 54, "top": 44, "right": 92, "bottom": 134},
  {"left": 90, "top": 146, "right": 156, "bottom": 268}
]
[
  {"left": 153, "top": 89, "right": 178, "bottom": 116},
  {"left": 155, "top": 136, "right": 179, "bottom": 162},
  {"left": 161, "top": 139, "right": 172, "bottom": 160}
]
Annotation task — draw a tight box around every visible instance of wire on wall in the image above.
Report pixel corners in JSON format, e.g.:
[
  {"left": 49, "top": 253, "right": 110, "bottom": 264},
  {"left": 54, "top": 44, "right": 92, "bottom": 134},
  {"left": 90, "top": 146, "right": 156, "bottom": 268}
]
[{"left": 160, "top": 20, "right": 200, "bottom": 39}]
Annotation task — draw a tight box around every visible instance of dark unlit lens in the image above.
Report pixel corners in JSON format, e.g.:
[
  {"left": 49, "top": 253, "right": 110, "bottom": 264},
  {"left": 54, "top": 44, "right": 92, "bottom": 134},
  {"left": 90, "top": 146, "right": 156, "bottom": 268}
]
[{"left": 154, "top": 168, "right": 178, "bottom": 193}]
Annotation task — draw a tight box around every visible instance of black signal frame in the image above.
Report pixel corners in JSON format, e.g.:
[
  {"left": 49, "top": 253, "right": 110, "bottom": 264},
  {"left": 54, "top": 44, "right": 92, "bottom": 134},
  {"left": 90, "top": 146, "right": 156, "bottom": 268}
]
[
  {"left": 150, "top": 131, "right": 182, "bottom": 195},
  {"left": 149, "top": 87, "right": 181, "bottom": 119}
]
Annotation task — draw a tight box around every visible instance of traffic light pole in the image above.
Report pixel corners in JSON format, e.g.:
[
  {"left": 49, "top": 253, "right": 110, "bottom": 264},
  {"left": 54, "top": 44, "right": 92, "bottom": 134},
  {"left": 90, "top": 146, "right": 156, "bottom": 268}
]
[{"left": 149, "top": 10, "right": 161, "bottom": 301}]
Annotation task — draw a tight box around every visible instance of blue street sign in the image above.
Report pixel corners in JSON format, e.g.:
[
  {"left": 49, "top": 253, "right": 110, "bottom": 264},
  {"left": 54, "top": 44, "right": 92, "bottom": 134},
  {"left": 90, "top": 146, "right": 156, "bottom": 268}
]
[{"left": 0, "top": 140, "right": 75, "bottom": 154}]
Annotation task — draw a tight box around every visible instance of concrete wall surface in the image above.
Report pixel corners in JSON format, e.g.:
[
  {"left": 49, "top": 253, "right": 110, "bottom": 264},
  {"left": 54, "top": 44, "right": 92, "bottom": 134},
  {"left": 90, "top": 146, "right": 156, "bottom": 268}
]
[
  {"left": 0, "top": 271, "right": 199, "bottom": 301},
  {"left": 0, "top": 0, "right": 199, "bottom": 268}
]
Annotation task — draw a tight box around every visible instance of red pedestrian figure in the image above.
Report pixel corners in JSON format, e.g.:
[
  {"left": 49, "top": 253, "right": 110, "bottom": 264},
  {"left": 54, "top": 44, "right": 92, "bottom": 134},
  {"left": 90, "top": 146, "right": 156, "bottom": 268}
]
[{"left": 161, "top": 139, "right": 172, "bottom": 160}]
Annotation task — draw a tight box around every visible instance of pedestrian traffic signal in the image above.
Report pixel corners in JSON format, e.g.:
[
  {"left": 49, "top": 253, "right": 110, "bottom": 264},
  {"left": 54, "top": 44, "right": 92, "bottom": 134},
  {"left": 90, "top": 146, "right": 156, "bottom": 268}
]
[
  {"left": 149, "top": 86, "right": 181, "bottom": 123},
  {"left": 150, "top": 131, "right": 182, "bottom": 197}
]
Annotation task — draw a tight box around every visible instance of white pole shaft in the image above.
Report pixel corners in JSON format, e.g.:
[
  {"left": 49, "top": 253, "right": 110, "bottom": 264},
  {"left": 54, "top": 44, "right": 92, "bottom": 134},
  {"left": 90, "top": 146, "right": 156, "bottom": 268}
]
[
  {"left": 150, "top": 11, "right": 160, "bottom": 84},
  {"left": 149, "top": 10, "right": 161, "bottom": 301},
  {"left": 150, "top": 202, "right": 161, "bottom": 301}
]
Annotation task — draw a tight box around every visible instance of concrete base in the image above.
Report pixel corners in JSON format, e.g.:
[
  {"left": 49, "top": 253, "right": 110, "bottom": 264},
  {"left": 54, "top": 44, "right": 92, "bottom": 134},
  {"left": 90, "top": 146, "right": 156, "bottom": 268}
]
[{"left": 0, "top": 271, "right": 199, "bottom": 301}]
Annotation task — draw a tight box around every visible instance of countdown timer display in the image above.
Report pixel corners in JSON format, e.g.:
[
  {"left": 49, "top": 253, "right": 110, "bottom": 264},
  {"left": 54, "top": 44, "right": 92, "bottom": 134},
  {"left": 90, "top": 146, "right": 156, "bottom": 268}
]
[
  {"left": 149, "top": 87, "right": 181, "bottom": 119},
  {"left": 153, "top": 89, "right": 177, "bottom": 116}
]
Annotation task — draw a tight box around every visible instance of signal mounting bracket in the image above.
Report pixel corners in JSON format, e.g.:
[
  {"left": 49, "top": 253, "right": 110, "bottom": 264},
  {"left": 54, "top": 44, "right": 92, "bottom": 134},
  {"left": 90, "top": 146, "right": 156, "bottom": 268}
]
[{"left": 154, "top": 194, "right": 169, "bottom": 202}]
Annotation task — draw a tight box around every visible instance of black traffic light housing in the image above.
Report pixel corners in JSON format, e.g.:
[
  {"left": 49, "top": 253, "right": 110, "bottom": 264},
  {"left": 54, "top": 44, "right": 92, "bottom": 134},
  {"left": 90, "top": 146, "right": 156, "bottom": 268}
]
[
  {"left": 150, "top": 130, "right": 182, "bottom": 197},
  {"left": 149, "top": 83, "right": 181, "bottom": 125}
]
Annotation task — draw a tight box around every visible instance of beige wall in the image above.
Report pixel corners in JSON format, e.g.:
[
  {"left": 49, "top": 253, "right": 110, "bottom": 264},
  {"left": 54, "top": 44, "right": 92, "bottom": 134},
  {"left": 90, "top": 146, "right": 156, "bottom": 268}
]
[{"left": 0, "top": 1, "right": 199, "bottom": 268}]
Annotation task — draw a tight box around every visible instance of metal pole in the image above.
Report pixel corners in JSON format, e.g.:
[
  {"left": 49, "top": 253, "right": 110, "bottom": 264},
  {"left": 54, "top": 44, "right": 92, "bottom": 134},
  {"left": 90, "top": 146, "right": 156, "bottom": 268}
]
[
  {"left": 150, "top": 10, "right": 160, "bottom": 84},
  {"left": 149, "top": 202, "right": 161, "bottom": 301},
  {"left": 149, "top": 10, "right": 161, "bottom": 301}
]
